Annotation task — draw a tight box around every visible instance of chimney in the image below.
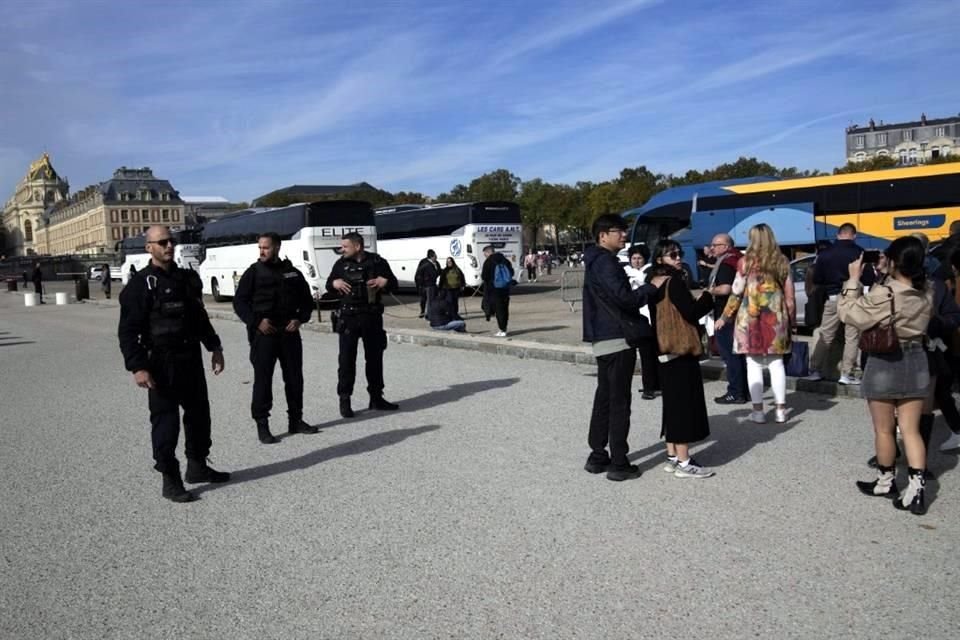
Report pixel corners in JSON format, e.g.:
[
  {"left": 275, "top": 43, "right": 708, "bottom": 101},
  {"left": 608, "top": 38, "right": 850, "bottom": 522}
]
[{"left": 921, "top": 113, "right": 927, "bottom": 125}]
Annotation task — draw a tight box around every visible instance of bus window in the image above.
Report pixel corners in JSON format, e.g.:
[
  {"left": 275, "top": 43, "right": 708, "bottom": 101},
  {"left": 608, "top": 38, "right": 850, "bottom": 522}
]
[{"left": 303, "top": 250, "right": 310, "bottom": 262}]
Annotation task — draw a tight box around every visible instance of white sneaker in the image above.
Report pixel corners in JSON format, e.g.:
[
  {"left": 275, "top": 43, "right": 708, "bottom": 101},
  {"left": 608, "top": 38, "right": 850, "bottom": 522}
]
[
  {"left": 940, "top": 431, "right": 960, "bottom": 452},
  {"left": 838, "top": 375, "right": 861, "bottom": 386},
  {"left": 749, "top": 410, "right": 766, "bottom": 424},
  {"left": 495, "top": 331, "right": 507, "bottom": 338},
  {"left": 775, "top": 407, "right": 789, "bottom": 424},
  {"left": 804, "top": 370, "right": 822, "bottom": 381},
  {"left": 674, "top": 458, "right": 715, "bottom": 479},
  {"left": 662, "top": 457, "right": 679, "bottom": 473}
]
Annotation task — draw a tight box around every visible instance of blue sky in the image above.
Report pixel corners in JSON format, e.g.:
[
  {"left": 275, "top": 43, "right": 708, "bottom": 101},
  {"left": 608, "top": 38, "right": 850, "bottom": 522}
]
[{"left": 2, "top": 0, "right": 959, "bottom": 202}]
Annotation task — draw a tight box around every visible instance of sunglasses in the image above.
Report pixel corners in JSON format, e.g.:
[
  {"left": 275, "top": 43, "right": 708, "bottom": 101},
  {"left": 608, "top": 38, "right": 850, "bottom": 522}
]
[
  {"left": 666, "top": 250, "right": 683, "bottom": 259},
  {"left": 149, "top": 238, "right": 176, "bottom": 247}
]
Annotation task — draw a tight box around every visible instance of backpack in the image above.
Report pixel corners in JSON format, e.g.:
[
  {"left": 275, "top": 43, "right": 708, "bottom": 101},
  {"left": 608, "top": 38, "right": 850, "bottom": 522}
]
[{"left": 494, "top": 262, "right": 512, "bottom": 289}]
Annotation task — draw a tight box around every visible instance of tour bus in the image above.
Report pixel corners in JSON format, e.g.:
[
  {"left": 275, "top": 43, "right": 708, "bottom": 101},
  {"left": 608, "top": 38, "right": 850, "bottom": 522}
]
[
  {"left": 625, "top": 162, "right": 960, "bottom": 280},
  {"left": 197, "top": 200, "right": 377, "bottom": 301},
  {"left": 374, "top": 201, "right": 523, "bottom": 288},
  {"left": 119, "top": 229, "right": 202, "bottom": 285}
]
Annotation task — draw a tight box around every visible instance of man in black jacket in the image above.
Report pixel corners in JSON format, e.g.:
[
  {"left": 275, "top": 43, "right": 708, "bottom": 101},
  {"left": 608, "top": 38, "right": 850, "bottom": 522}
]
[
  {"left": 481, "top": 246, "right": 514, "bottom": 337},
  {"left": 415, "top": 250, "right": 440, "bottom": 321},
  {"left": 31, "top": 262, "right": 44, "bottom": 303},
  {"left": 327, "top": 232, "right": 400, "bottom": 418},
  {"left": 118, "top": 225, "right": 229, "bottom": 503},
  {"left": 582, "top": 215, "right": 665, "bottom": 481},
  {"left": 233, "top": 232, "right": 318, "bottom": 444},
  {"left": 808, "top": 223, "right": 873, "bottom": 384}
]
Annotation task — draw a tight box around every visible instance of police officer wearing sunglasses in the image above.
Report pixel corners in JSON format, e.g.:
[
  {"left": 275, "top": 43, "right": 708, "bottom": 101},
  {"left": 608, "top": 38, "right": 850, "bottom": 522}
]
[{"left": 118, "top": 226, "right": 230, "bottom": 503}]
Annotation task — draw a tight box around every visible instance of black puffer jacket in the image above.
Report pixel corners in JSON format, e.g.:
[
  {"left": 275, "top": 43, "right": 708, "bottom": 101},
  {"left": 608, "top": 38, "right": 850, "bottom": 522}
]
[{"left": 582, "top": 245, "right": 657, "bottom": 343}]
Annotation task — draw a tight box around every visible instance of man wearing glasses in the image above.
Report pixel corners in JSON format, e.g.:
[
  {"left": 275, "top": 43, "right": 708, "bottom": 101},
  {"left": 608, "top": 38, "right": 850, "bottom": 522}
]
[
  {"left": 118, "top": 226, "right": 230, "bottom": 503},
  {"left": 706, "top": 234, "right": 747, "bottom": 405}
]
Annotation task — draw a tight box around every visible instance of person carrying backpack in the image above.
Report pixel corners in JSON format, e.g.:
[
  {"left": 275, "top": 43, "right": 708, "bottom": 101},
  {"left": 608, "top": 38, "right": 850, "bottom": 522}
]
[{"left": 481, "top": 245, "right": 515, "bottom": 337}]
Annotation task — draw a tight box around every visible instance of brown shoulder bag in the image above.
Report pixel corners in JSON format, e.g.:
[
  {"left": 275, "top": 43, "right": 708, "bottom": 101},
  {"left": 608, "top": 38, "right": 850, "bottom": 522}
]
[
  {"left": 656, "top": 278, "right": 703, "bottom": 357},
  {"left": 858, "top": 285, "right": 899, "bottom": 354}
]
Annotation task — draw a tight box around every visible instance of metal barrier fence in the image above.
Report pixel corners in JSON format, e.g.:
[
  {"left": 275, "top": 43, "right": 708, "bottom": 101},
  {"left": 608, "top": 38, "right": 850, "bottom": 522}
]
[{"left": 560, "top": 268, "right": 584, "bottom": 312}]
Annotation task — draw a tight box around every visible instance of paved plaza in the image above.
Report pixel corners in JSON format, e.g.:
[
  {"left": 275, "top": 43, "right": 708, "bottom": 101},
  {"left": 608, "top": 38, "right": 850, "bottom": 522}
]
[{"left": 1, "top": 291, "right": 959, "bottom": 639}]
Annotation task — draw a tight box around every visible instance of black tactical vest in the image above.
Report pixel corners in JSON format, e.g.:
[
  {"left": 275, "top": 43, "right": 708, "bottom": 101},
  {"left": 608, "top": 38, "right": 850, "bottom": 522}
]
[
  {"left": 251, "top": 260, "right": 301, "bottom": 319},
  {"left": 339, "top": 257, "right": 381, "bottom": 314},
  {"left": 146, "top": 269, "right": 201, "bottom": 348}
]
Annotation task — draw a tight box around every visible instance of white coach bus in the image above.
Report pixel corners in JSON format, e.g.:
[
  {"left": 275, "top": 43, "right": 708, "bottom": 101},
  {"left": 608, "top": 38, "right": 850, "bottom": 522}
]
[
  {"left": 374, "top": 201, "right": 523, "bottom": 288},
  {"left": 197, "top": 200, "right": 377, "bottom": 301},
  {"left": 119, "top": 229, "right": 203, "bottom": 285}
]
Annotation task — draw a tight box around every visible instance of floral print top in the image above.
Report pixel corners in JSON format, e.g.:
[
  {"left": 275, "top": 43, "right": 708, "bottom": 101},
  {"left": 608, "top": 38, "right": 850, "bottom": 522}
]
[{"left": 721, "top": 258, "right": 796, "bottom": 355}]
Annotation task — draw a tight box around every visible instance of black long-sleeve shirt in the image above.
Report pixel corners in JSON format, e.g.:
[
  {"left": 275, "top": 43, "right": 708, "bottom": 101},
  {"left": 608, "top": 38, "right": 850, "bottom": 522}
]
[
  {"left": 118, "top": 263, "right": 221, "bottom": 372},
  {"left": 232, "top": 259, "right": 314, "bottom": 328}
]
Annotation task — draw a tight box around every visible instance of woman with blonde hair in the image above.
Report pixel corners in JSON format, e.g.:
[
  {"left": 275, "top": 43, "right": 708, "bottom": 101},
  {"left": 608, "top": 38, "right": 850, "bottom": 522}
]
[{"left": 715, "top": 224, "right": 795, "bottom": 424}]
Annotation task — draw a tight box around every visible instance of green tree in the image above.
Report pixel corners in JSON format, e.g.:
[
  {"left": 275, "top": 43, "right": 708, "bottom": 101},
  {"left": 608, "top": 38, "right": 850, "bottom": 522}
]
[
  {"left": 518, "top": 178, "right": 554, "bottom": 250},
  {"left": 833, "top": 155, "right": 899, "bottom": 174},
  {"left": 435, "top": 184, "right": 469, "bottom": 203},
  {"left": 466, "top": 169, "right": 521, "bottom": 202}
]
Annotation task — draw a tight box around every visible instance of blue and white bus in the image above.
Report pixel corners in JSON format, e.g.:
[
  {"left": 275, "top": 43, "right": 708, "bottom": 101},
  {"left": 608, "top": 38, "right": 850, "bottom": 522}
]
[{"left": 374, "top": 201, "right": 523, "bottom": 288}]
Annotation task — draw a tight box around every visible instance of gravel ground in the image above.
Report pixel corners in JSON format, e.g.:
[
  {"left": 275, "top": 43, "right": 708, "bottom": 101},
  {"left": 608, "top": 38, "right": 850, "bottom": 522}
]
[{"left": 1, "top": 293, "right": 958, "bottom": 639}]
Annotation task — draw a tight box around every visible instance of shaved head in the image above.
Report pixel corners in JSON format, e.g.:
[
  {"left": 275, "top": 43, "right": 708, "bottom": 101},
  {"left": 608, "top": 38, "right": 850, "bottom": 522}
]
[{"left": 146, "top": 225, "right": 171, "bottom": 242}]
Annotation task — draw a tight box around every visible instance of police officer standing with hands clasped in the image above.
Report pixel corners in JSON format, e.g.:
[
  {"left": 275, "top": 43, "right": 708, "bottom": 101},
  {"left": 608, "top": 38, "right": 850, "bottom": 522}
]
[
  {"left": 328, "top": 232, "right": 399, "bottom": 418},
  {"left": 118, "top": 225, "right": 230, "bottom": 503},
  {"left": 233, "top": 232, "right": 319, "bottom": 444}
]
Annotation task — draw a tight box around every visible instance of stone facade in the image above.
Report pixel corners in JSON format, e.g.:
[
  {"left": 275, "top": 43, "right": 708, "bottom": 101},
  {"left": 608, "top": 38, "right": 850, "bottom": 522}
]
[
  {"left": 2, "top": 153, "right": 69, "bottom": 256},
  {"left": 3, "top": 163, "right": 186, "bottom": 256},
  {"left": 845, "top": 113, "right": 960, "bottom": 164}
]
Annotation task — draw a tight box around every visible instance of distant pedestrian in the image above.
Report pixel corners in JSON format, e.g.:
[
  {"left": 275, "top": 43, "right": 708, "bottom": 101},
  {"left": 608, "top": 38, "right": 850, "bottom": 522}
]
[
  {"left": 31, "top": 262, "right": 44, "bottom": 304},
  {"left": 623, "top": 244, "right": 659, "bottom": 399},
  {"left": 648, "top": 239, "right": 716, "bottom": 479},
  {"left": 232, "top": 232, "right": 319, "bottom": 444},
  {"left": 707, "top": 234, "right": 747, "bottom": 404},
  {"left": 481, "top": 245, "right": 514, "bottom": 337},
  {"left": 22, "top": 271, "right": 28, "bottom": 288},
  {"left": 439, "top": 257, "right": 465, "bottom": 319},
  {"left": 582, "top": 214, "right": 665, "bottom": 481},
  {"left": 428, "top": 289, "right": 466, "bottom": 332},
  {"left": 524, "top": 251, "right": 537, "bottom": 282},
  {"left": 101, "top": 263, "right": 112, "bottom": 299},
  {"left": 415, "top": 250, "right": 440, "bottom": 320},
  {"left": 715, "top": 224, "right": 795, "bottom": 424},
  {"left": 807, "top": 223, "right": 874, "bottom": 384}
]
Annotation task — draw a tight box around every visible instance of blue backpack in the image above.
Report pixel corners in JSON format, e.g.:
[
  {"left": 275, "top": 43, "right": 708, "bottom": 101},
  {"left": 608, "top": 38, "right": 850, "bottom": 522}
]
[{"left": 493, "top": 263, "right": 512, "bottom": 289}]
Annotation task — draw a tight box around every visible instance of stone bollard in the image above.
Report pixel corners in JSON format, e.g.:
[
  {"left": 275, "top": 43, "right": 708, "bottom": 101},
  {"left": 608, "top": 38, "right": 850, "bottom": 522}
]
[
  {"left": 24, "top": 292, "right": 38, "bottom": 307},
  {"left": 55, "top": 292, "right": 69, "bottom": 305}
]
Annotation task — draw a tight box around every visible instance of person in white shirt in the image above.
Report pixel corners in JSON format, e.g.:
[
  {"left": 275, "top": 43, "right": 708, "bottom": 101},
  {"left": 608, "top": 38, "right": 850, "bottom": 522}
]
[{"left": 623, "top": 244, "right": 659, "bottom": 399}]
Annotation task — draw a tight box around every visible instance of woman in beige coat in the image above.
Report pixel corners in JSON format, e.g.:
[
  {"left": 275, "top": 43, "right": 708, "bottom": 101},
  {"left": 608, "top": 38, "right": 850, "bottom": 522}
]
[{"left": 839, "top": 236, "right": 933, "bottom": 515}]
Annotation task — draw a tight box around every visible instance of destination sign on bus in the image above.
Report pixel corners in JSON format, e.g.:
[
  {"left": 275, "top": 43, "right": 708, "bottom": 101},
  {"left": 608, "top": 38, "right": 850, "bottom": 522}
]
[{"left": 317, "top": 226, "right": 375, "bottom": 237}]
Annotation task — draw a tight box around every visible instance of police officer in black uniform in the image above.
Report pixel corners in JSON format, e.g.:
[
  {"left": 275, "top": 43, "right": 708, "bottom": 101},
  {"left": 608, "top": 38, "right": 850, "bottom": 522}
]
[
  {"left": 327, "top": 232, "right": 399, "bottom": 418},
  {"left": 118, "top": 225, "right": 230, "bottom": 503},
  {"left": 233, "top": 231, "right": 319, "bottom": 444}
]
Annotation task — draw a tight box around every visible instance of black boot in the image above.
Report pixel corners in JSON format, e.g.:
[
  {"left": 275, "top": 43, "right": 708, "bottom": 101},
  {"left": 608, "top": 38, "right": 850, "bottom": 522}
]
[
  {"left": 185, "top": 458, "right": 231, "bottom": 484},
  {"left": 288, "top": 418, "right": 319, "bottom": 435},
  {"left": 894, "top": 467, "right": 926, "bottom": 515},
  {"left": 257, "top": 420, "right": 279, "bottom": 444},
  {"left": 867, "top": 444, "right": 901, "bottom": 468},
  {"left": 856, "top": 464, "right": 897, "bottom": 498},
  {"left": 369, "top": 395, "right": 399, "bottom": 411},
  {"left": 162, "top": 469, "right": 197, "bottom": 503},
  {"left": 339, "top": 396, "right": 354, "bottom": 418}
]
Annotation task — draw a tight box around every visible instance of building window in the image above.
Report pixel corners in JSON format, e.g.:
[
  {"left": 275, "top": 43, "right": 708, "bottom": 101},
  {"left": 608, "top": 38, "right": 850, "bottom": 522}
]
[
  {"left": 908, "top": 148, "right": 918, "bottom": 162},
  {"left": 876, "top": 132, "right": 888, "bottom": 146},
  {"left": 855, "top": 152, "right": 866, "bottom": 161},
  {"left": 854, "top": 135, "right": 865, "bottom": 148},
  {"left": 877, "top": 149, "right": 890, "bottom": 156},
  {"left": 151, "top": 211, "right": 159, "bottom": 222},
  {"left": 172, "top": 210, "right": 180, "bottom": 222},
  {"left": 899, "top": 149, "right": 908, "bottom": 163},
  {"left": 120, "top": 209, "right": 128, "bottom": 222},
  {"left": 111, "top": 210, "right": 118, "bottom": 223},
  {"left": 161, "top": 209, "right": 169, "bottom": 222},
  {"left": 24, "top": 220, "right": 33, "bottom": 242},
  {"left": 944, "top": 146, "right": 952, "bottom": 156},
  {"left": 935, "top": 126, "right": 946, "bottom": 137},
  {"left": 932, "top": 146, "right": 941, "bottom": 159},
  {"left": 112, "top": 228, "right": 120, "bottom": 240},
  {"left": 902, "top": 129, "right": 914, "bottom": 142}
]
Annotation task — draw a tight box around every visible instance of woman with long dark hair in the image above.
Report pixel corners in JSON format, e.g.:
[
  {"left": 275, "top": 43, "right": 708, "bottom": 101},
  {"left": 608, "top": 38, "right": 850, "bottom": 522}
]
[
  {"left": 647, "top": 239, "right": 716, "bottom": 478},
  {"left": 439, "top": 257, "right": 466, "bottom": 320},
  {"left": 841, "top": 236, "right": 933, "bottom": 514}
]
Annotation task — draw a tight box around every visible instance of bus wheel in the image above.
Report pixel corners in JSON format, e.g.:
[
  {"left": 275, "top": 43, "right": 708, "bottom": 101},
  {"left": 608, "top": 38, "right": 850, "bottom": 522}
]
[{"left": 211, "top": 278, "right": 225, "bottom": 302}]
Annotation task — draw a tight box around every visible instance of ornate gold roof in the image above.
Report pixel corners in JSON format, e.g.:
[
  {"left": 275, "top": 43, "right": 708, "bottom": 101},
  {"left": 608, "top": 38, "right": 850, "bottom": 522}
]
[{"left": 27, "top": 152, "right": 58, "bottom": 181}]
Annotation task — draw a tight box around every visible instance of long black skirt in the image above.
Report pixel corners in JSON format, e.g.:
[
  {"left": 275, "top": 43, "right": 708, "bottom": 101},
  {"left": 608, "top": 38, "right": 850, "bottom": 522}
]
[{"left": 659, "top": 355, "right": 710, "bottom": 444}]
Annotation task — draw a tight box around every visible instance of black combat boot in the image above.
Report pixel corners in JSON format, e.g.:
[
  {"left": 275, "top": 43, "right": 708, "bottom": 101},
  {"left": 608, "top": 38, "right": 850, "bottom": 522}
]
[
  {"left": 257, "top": 419, "right": 279, "bottom": 444},
  {"left": 161, "top": 468, "right": 197, "bottom": 503},
  {"left": 339, "top": 396, "right": 354, "bottom": 419},
  {"left": 894, "top": 467, "right": 927, "bottom": 515},
  {"left": 288, "top": 418, "right": 319, "bottom": 435},
  {"left": 369, "top": 395, "right": 399, "bottom": 411},
  {"left": 185, "top": 458, "right": 231, "bottom": 484}
]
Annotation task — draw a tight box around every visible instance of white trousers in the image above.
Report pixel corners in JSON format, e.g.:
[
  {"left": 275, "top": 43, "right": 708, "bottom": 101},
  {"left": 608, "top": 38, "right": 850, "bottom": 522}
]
[{"left": 746, "top": 355, "right": 786, "bottom": 406}]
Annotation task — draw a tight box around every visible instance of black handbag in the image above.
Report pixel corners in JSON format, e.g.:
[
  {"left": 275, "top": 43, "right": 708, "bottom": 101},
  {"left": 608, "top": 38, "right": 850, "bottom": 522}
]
[{"left": 588, "top": 272, "right": 647, "bottom": 348}]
